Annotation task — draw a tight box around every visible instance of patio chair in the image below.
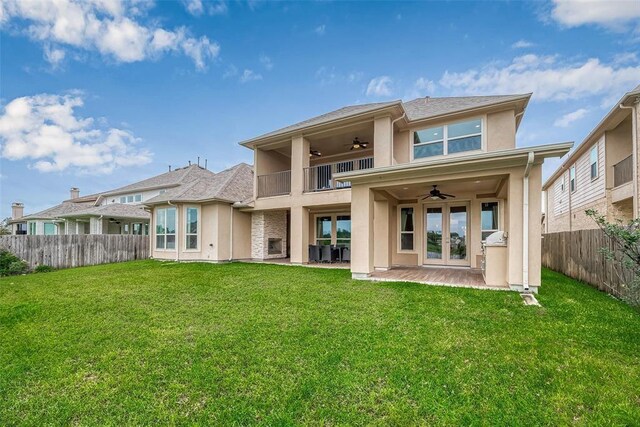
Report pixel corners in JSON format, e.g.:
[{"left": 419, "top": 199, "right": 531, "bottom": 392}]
[
  {"left": 308, "top": 245, "right": 320, "bottom": 263},
  {"left": 341, "top": 247, "right": 350, "bottom": 263},
  {"left": 320, "top": 245, "right": 332, "bottom": 263}
]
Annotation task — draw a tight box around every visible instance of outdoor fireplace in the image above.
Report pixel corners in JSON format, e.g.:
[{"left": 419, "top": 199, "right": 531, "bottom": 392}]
[{"left": 268, "top": 238, "right": 282, "bottom": 255}]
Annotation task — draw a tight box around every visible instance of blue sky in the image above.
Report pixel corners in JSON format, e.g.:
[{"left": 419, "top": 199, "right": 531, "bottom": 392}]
[{"left": 1, "top": 0, "right": 639, "bottom": 218}]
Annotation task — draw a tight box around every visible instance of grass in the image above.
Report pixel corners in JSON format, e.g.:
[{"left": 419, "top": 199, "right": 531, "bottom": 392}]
[{"left": 1, "top": 261, "right": 639, "bottom": 425}]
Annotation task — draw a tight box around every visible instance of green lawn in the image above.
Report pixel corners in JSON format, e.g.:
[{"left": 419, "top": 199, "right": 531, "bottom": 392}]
[{"left": 1, "top": 261, "right": 639, "bottom": 425}]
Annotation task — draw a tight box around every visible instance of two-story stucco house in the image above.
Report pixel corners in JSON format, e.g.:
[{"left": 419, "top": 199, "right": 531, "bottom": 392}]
[
  {"left": 148, "top": 94, "right": 571, "bottom": 293},
  {"left": 543, "top": 84, "right": 640, "bottom": 232}
]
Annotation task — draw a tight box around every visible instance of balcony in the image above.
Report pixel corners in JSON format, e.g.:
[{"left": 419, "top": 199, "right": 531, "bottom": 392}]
[
  {"left": 257, "top": 170, "right": 291, "bottom": 198},
  {"left": 304, "top": 157, "right": 373, "bottom": 192},
  {"left": 613, "top": 155, "right": 633, "bottom": 187}
]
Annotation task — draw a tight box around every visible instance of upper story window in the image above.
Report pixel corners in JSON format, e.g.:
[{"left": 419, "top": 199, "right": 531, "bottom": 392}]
[
  {"left": 413, "top": 118, "right": 482, "bottom": 160},
  {"left": 590, "top": 146, "right": 598, "bottom": 180},
  {"left": 119, "top": 194, "right": 143, "bottom": 204},
  {"left": 570, "top": 166, "right": 576, "bottom": 193}
]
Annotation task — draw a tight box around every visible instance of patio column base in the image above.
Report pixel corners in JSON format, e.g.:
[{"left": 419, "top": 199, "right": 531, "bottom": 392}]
[{"left": 351, "top": 272, "right": 371, "bottom": 280}]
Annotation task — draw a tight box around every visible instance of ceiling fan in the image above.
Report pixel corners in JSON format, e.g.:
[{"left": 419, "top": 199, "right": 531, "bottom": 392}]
[
  {"left": 420, "top": 185, "right": 456, "bottom": 200},
  {"left": 345, "top": 137, "right": 369, "bottom": 150},
  {"left": 309, "top": 148, "right": 322, "bottom": 157}
]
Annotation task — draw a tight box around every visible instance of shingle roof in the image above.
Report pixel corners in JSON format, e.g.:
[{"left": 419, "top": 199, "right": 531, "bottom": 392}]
[
  {"left": 240, "top": 94, "right": 531, "bottom": 146},
  {"left": 21, "top": 200, "right": 97, "bottom": 220},
  {"left": 144, "top": 163, "right": 254, "bottom": 204},
  {"left": 57, "top": 203, "right": 150, "bottom": 220},
  {"left": 240, "top": 101, "right": 401, "bottom": 144},
  {"left": 101, "top": 164, "right": 216, "bottom": 196},
  {"left": 402, "top": 94, "right": 531, "bottom": 121}
]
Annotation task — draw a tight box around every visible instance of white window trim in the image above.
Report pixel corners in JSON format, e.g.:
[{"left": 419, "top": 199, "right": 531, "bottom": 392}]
[
  {"left": 410, "top": 115, "right": 486, "bottom": 163},
  {"left": 480, "top": 200, "right": 501, "bottom": 242},
  {"left": 155, "top": 206, "right": 177, "bottom": 251},
  {"left": 570, "top": 165, "right": 577, "bottom": 193},
  {"left": 590, "top": 145, "right": 599, "bottom": 181},
  {"left": 184, "top": 205, "right": 200, "bottom": 251},
  {"left": 397, "top": 204, "right": 417, "bottom": 253},
  {"left": 313, "top": 212, "right": 351, "bottom": 247}
]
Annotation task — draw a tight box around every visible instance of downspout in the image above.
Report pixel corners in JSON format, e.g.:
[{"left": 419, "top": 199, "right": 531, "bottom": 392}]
[
  {"left": 390, "top": 113, "right": 406, "bottom": 165},
  {"left": 522, "top": 152, "right": 535, "bottom": 292},
  {"left": 168, "top": 201, "right": 179, "bottom": 261},
  {"left": 619, "top": 102, "right": 638, "bottom": 218},
  {"left": 229, "top": 205, "right": 234, "bottom": 261}
]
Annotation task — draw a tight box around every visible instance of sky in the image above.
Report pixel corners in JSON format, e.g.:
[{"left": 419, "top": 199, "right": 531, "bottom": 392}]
[{"left": 1, "top": 0, "right": 639, "bottom": 219}]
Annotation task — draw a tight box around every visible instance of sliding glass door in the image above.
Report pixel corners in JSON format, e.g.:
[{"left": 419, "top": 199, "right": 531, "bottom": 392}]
[{"left": 424, "top": 203, "right": 469, "bottom": 266}]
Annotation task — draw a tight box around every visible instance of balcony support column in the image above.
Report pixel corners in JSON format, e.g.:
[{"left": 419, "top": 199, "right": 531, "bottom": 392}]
[
  {"left": 374, "top": 115, "right": 393, "bottom": 168},
  {"left": 291, "top": 135, "right": 310, "bottom": 196},
  {"left": 290, "top": 205, "right": 309, "bottom": 264}
]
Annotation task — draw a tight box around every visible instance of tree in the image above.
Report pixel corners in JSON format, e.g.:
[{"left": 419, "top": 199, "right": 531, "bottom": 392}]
[
  {"left": 586, "top": 209, "right": 640, "bottom": 306},
  {"left": 0, "top": 218, "right": 11, "bottom": 235}
]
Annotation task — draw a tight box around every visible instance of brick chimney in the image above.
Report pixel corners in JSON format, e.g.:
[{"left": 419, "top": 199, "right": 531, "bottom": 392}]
[
  {"left": 11, "top": 202, "right": 24, "bottom": 219},
  {"left": 70, "top": 187, "right": 80, "bottom": 199}
]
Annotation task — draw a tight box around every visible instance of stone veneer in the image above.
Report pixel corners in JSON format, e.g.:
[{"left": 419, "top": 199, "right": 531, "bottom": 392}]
[{"left": 251, "top": 210, "right": 287, "bottom": 259}]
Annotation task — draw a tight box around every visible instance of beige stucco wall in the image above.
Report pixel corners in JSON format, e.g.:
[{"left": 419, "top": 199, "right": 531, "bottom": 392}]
[
  {"left": 486, "top": 110, "right": 516, "bottom": 151},
  {"left": 150, "top": 202, "right": 251, "bottom": 262}
]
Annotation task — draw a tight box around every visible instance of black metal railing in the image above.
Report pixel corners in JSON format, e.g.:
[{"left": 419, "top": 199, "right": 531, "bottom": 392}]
[{"left": 303, "top": 157, "right": 374, "bottom": 192}]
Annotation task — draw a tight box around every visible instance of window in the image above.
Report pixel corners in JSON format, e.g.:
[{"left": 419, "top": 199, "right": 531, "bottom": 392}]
[
  {"left": 481, "top": 202, "right": 499, "bottom": 241},
  {"left": 590, "top": 146, "right": 598, "bottom": 180},
  {"left": 120, "top": 196, "right": 126, "bottom": 203},
  {"left": 43, "top": 222, "right": 56, "bottom": 235},
  {"left": 155, "top": 207, "right": 176, "bottom": 250},
  {"left": 336, "top": 215, "right": 351, "bottom": 248},
  {"left": 127, "top": 195, "right": 134, "bottom": 203},
  {"left": 132, "top": 223, "right": 142, "bottom": 235},
  {"left": 123, "top": 224, "right": 129, "bottom": 234},
  {"left": 28, "top": 222, "right": 36, "bottom": 235},
  {"left": 414, "top": 118, "right": 482, "bottom": 159},
  {"left": 316, "top": 216, "right": 332, "bottom": 246},
  {"left": 185, "top": 207, "right": 198, "bottom": 249},
  {"left": 399, "top": 207, "right": 414, "bottom": 251},
  {"left": 570, "top": 166, "right": 576, "bottom": 192},
  {"left": 560, "top": 178, "right": 565, "bottom": 192},
  {"left": 134, "top": 194, "right": 142, "bottom": 202}
]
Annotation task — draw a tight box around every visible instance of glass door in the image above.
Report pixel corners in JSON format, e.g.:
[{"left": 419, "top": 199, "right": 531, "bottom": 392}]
[
  {"left": 424, "top": 207, "right": 443, "bottom": 264},
  {"left": 423, "top": 203, "right": 469, "bottom": 266}
]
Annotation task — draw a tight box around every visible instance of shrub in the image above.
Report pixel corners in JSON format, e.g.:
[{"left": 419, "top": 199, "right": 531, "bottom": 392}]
[
  {"left": 34, "top": 265, "right": 54, "bottom": 273},
  {"left": 0, "top": 250, "right": 28, "bottom": 276}
]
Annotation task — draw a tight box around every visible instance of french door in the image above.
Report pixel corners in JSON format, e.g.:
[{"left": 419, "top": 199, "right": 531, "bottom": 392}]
[{"left": 423, "top": 203, "right": 470, "bottom": 266}]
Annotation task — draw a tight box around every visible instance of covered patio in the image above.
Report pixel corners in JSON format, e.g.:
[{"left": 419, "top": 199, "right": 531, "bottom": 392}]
[{"left": 367, "top": 266, "right": 509, "bottom": 290}]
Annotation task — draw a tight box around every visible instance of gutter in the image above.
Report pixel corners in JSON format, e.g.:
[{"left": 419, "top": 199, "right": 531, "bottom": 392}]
[
  {"left": 522, "top": 152, "right": 535, "bottom": 292},
  {"left": 619, "top": 102, "right": 638, "bottom": 218}
]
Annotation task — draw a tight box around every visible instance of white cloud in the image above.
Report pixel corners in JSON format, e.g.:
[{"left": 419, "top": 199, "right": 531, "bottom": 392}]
[
  {"left": 554, "top": 108, "right": 589, "bottom": 127},
  {"left": 549, "top": 0, "right": 640, "bottom": 29},
  {"left": 260, "top": 54, "right": 273, "bottom": 70},
  {"left": 512, "top": 39, "right": 535, "bottom": 49},
  {"left": 314, "top": 25, "right": 326, "bottom": 35},
  {"left": 366, "top": 76, "right": 393, "bottom": 97},
  {"left": 223, "top": 64, "right": 238, "bottom": 79},
  {"left": 315, "top": 67, "right": 362, "bottom": 85},
  {"left": 1, "top": 0, "right": 220, "bottom": 70},
  {"left": 439, "top": 54, "right": 640, "bottom": 104},
  {"left": 44, "top": 44, "right": 66, "bottom": 68},
  {"left": 0, "top": 93, "right": 152, "bottom": 174},
  {"left": 414, "top": 77, "right": 435, "bottom": 93},
  {"left": 239, "top": 69, "right": 262, "bottom": 83},
  {"left": 182, "top": 0, "right": 227, "bottom": 16}
]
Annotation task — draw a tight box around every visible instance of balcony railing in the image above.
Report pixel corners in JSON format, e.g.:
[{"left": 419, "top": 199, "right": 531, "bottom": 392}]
[
  {"left": 304, "top": 157, "right": 374, "bottom": 192},
  {"left": 257, "top": 170, "right": 291, "bottom": 198},
  {"left": 613, "top": 155, "right": 633, "bottom": 187}
]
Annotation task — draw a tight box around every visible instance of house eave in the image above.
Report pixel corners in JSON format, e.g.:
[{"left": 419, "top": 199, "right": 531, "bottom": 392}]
[{"left": 335, "top": 142, "right": 573, "bottom": 184}]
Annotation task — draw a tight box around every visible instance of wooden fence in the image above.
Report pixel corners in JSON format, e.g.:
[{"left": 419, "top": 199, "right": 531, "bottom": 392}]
[
  {"left": 0, "top": 235, "right": 150, "bottom": 269},
  {"left": 542, "top": 230, "right": 635, "bottom": 299}
]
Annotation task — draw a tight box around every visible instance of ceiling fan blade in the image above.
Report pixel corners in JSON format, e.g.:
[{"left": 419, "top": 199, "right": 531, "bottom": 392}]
[
  {"left": 438, "top": 194, "right": 446, "bottom": 200},
  {"left": 419, "top": 195, "right": 429, "bottom": 200},
  {"left": 350, "top": 145, "right": 355, "bottom": 150},
  {"left": 440, "top": 193, "right": 456, "bottom": 198}
]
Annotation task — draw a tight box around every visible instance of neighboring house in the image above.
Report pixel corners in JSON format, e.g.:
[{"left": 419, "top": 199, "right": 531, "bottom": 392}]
[
  {"left": 8, "top": 164, "right": 216, "bottom": 236},
  {"left": 543, "top": 84, "right": 640, "bottom": 232},
  {"left": 149, "top": 94, "right": 571, "bottom": 293}
]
